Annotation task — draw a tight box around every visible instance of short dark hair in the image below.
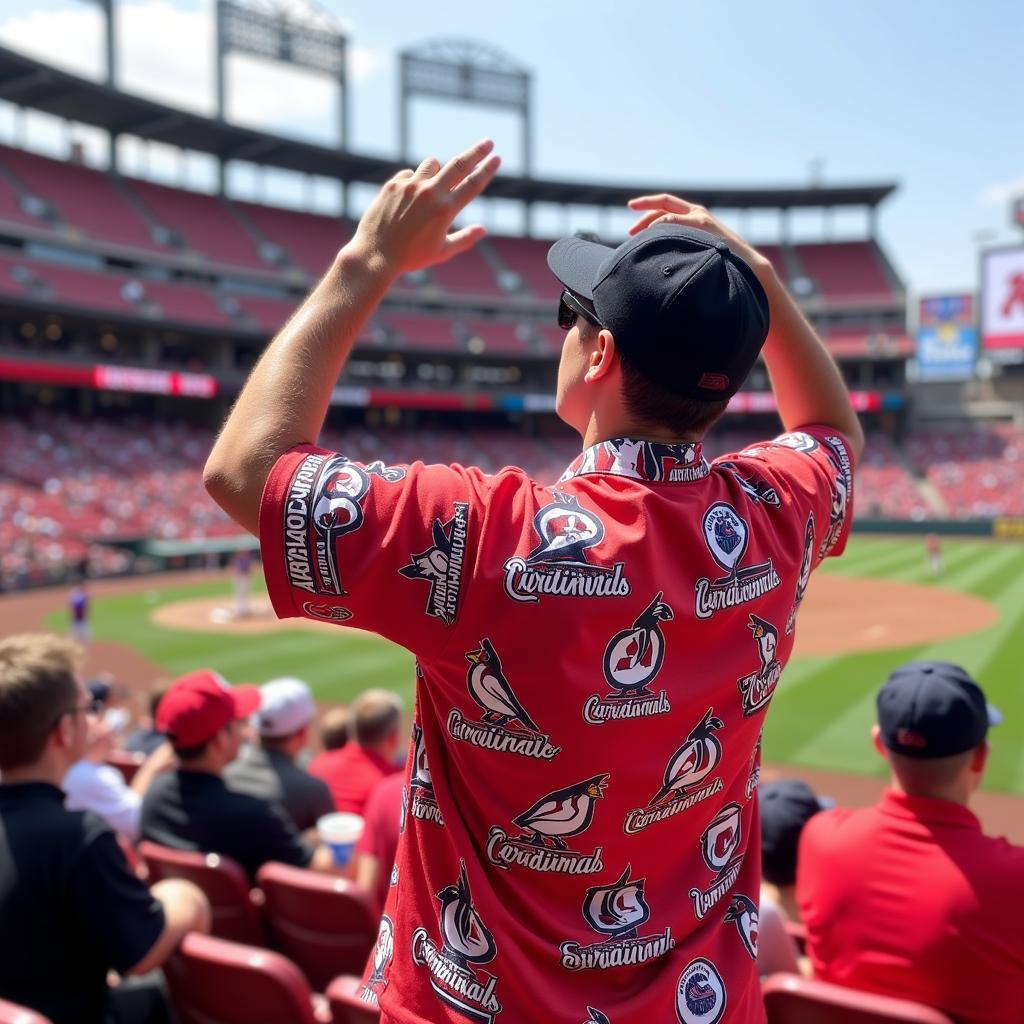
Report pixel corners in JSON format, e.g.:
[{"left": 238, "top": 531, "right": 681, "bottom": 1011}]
[
  {"left": 887, "top": 747, "right": 977, "bottom": 798},
  {"left": 577, "top": 317, "right": 729, "bottom": 438},
  {"left": 619, "top": 353, "right": 729, "bottom": 438},
  {"left": 352, "top": 690, "right": 403, "bottom": 747},
  {"left": 0, "top": 634, "right": 81, "bottom": 770},
  {"left": 172, "top": 739, "right": 211, "bottom": 761}
]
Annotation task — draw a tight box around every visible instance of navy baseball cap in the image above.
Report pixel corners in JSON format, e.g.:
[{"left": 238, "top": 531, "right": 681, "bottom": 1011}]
[
  {"left": 547, "top": 224, "right": 770, "bottom": 400},
  {"left": 760, "top": 779, "right": 830, "bottom": 886},
  {"left": 876, "top": 661, "right": 1002, "bottom": 759}
]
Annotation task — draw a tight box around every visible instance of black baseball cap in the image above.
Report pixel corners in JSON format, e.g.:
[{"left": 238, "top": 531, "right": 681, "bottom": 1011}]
[
  {"left": 547, "top": 224, "right": 770, "bottom": 400},
  {"left": 876, "top": 661, "right": 1002, "bottom": 760},
  {"left": 760, "top": 779, "right": 829, "bottom": 886}
]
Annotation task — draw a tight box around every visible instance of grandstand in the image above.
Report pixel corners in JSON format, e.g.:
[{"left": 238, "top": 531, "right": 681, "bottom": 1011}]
[{"left": 0, "top": 17, "right": 1020, "bottom": 591}]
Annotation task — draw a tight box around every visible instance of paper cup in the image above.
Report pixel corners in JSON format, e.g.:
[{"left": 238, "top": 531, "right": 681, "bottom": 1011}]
[{"left": 318, "top": 812, "right": 364, "bottom": 867}]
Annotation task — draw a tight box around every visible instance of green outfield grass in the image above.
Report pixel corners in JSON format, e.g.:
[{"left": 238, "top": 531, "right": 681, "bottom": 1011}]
[{"left": 48, "top": 537, "right": 1024, "bottom": 794}]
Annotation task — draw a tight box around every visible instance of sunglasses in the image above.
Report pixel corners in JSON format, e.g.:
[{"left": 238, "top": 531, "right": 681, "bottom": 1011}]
[{"left": 557, "top": 290, "right": 604, "bottom": 332}]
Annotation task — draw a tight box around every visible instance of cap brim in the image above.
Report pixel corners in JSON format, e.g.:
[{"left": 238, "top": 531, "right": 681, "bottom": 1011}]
[
  {"left": 232, "top": 684, "right": 261, "bottom": 719},
  {"left": 547, "top": 236, "right": 614, "bottom": 300},
  {"left": 987, "top": 702, "right": 1003, "bottom": 727}
]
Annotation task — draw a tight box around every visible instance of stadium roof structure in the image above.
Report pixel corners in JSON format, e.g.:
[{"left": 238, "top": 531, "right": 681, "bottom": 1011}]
[{"left": 0, "top": 43, "right": 896, "bottom": 210}]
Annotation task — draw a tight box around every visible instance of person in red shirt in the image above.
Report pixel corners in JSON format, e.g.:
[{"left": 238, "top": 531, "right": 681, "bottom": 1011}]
[
  {"left": 797, "top": 661, "right": 1023, "bottom": 1024},
  {"left": 356, "top": 771, "right": 406, "bottom": 913},
  {"left": 204, "top": 140, "right": 863, "bottom": 1024},
  {"left": 308, "top": 689, "right": 403, "bottom": 815}
]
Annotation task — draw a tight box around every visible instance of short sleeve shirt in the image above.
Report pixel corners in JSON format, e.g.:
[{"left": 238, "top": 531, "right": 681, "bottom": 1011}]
[
  {"left": 797, "top": 789, "right": 1024, "bottom": 1024},
  {"left": 357, "top": 772, "right": 406, "bottom": 910},
  {"left": 259, "top": 427, "right": 854, "bottom": 1024},
  {"left": 0, "top": 782, "right": 165, "bottom": 1024},
  {"left": 224, "top": 745, "right": 334, "bottom": 832},
  {"left": 140, "top": 769, "right": 313, "bottom": 879}
]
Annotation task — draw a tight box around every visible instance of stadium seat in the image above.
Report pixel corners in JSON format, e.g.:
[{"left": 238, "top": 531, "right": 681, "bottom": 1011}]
[
  {"left": 256, "top": 862, "right": 377, "bottom": 991},
  {"left": 164, "top": 932, "right": 329, "bottom": 1024},
  {"left": 106, "top": 749, "right": 144, "bottom": 784},
  {"left": 325, "top": 976, "right": 380, "bottom": 1024},
  {"left": 783, "top": 919, "right": 807, "bottom": 955},
  {"left": 138, "top": 841, "right": 267, "bottom": 946},
  {"left": 761, "top": 973, "right": 956, "bottom": 1024},
  {"left": 0, "top": 998, "right": 53, "bottom": 1024}
]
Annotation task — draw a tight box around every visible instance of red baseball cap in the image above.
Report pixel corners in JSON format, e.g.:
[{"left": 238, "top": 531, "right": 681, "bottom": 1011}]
[{"left": 157, "top": 669, "right": 261, "bottom": 748}]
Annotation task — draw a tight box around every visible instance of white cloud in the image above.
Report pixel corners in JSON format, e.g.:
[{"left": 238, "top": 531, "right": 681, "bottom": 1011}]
[
  {"left": 0, "top": 0, "right": 382, "bottom": 142},
  {"left": 980, "top": 176, "right": 1024, "bottom": 207}
]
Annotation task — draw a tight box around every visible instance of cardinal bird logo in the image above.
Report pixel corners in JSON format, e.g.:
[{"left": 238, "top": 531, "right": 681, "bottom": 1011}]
[
  {"left": 437, "top": 861, "right": 497, "bottom": 968},
  {"left": 583, "top": 1009, "right": 612, "bottom": 1024},
  {"left": 702, "top": 502, "right": 749, "bottom": 576},
  {"left": 602, "top": 593, "right": 674, "bottom": 698},
  {"left": 700, "top": 803, "right": 743, "bottom": 874},
  {"left": 583, "top": 866, "right": 651, "bottom": 940},
  {"left": 527, "top": 491, "right": 605, "bottom": 565},
  {"left": 369, "top": 915, "right": 394, "bottom": 984},
  {"left": 512, "top": 775, "right": 608, "bottom": 849},
  {"left": 724, "top": 894, "right": 759, "bottom": 960},
  {"left": 465, "top": 639, "right": 539, "bottom": 732},
  {"left": 650, "top": 708, "right": 724, "bottom": 805},
  {"left": 676, "top": 957, "right": 727, "bottom": 1024},
  {"left": 410, "top": 723, "right": 433, "bottom": 794}
]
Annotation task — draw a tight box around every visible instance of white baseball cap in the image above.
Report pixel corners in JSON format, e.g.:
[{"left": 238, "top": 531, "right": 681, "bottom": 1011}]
[{"left": 257, "top": 677, "right": 316, "bottom": 738}]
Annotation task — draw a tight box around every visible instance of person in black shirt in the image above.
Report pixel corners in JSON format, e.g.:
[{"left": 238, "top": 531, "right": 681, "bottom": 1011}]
[
  {"left": 141, "top": 668, "right": 335, "bottom": 878},
  {"left": 225, "top": 677, "right": 333, "bottom": 833},
  {"left": 0, "top": 634, "right": 210, "bottom": 1024}
]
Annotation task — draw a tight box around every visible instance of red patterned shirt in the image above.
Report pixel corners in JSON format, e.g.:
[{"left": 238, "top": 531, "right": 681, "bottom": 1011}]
[{"left": 259, "top": 427, "right": 854, "bottom": 1024}]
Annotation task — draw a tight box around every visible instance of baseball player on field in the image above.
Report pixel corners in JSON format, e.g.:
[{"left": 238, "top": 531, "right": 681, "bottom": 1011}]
[{"left": 205, "top": 139, "right": 864, "bottom": 1024}]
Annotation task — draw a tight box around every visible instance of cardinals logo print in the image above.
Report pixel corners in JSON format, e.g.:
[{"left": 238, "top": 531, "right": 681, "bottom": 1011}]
[
  {"left": 399, "top": 502, "right": 469, "bottom": 626},
  {"left": 694, "top": 503, "right": 781, "bottom": 619},
  {"left": 559, "top": 437, "right": 709, "bottom": 484},
  {"left": 585, "top": 594, "right": 674, "bottom": 724},
  {"left": 819, "top": 436, "right": 853, "bottom": 560},
  {"left": 487, "top": 774, "right": 608, "bottom": 875},
  {"left": 676, "top": 958, "right": 727, "bottom": 1024},
  {"left": 786, "top": 513, "right": 815, "bottom": 635},
  {"left": 503, "top": 491, "right": 631, "bottom": 603},
  {"left": 690, "top": 803, "right": 745, "bottom": 919},
  {"left": 282, "top": 453, "right": 405, "bottom": 598},
  {"left": 736, "top": 614, "right": 783, "bottom": 716},
  {"left": 718, "top": 461, "right": 781, "bottom": 507},
  {"left": 560, "top": 866, "right": 674, "bottom": 970},
  {"left": 746, "top": 731, "right": 762, "bottom": 800},
  {"left": 447, "top": 639, "right": 560, "bottom": 761},
  {"left": 724, "top": 895, "right": 759, "bottom": 960},
  {"left": 361, "top": 915, "right": 394, "bottom": 1005},
  {"left": 623, "top": 708, "right": 725, "bottom": 835},
  {"left": 411, "top": 861, "right": 502, "bottom": 1023},
  {"left": 582, "top": 1009, "right": 612, "bottom": 1024},
  {"left": 409, "top": 724, "right": 443, "bottom": 826},
  {"left": 301, "top": 601, "right": 353, "bottom": 623}
]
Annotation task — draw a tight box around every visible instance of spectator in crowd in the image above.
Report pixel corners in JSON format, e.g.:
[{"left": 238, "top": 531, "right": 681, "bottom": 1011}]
[
  {"left": 761, "top": 778, "right": 827, "bottom": 923},
  {"left": 204, "top": 142, "right": 862, "bottom": 1022},
  {"left": 124, "top": 683, "right": 170, "bottom": 757},
  {"left": 140, "top": 668, "right": 335, "bottom": 879},
  {"left": 318, "top": 703, "right": 351, "bottom": 752},
  {"left": 224, "top": 676, "right": 333, "bottom": 833},
  {"left": 355, "top": 771, "right": 404, "bottom": 913},
  {"left": 0, "top": 634, "right": 210, "bottom": 1024},
  {"left": 798, "top": 661, "right": 1024, "bottom": 1023},
  {"left": 63, "top": 705, "right": 175, "bottom": 841},
  {"left": 68, "top": 578, "right": 90, "bottom": 645},
  {"left": 309, "top": 689, "right": 403, "bottom": 816}
]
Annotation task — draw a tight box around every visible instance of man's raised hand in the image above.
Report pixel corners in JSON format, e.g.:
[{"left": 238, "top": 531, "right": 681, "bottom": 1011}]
[
  {"left": 626, "top": 194, "right": 769, "bottom": 278},
  {"left": 348, "top": 139, "right": 501, "bottom": 279}
]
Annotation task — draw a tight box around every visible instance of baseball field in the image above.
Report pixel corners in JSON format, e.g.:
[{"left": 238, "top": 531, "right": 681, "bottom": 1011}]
[{"left": 35, "top": 535, "right": 1024, "bottom": 795}]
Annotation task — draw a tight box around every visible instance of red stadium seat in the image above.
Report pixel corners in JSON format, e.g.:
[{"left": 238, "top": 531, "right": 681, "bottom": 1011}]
[
  {"left": 325, "top": 976, "right": 380, "bottom": 1024},
  {"left": 0, "top": 998, "right": 53, "bottom": 1024},
  {"left": 783, "top": 919, "right": 807, "bottom": 955},
  {"left": 139, "top": 841, "right": 267, "bottom": 946},
  {"left": 762, "top": 973, "right": 956, "bottom": 1024},
  {"left": 164, "top": 932, "right": 330, "bottom": 1024},
  {"left": 256, "top": 862, "right": 377, "bottom": 991},
  {"left": 106, "top": 749, "right": 144, "bottom": 784}
]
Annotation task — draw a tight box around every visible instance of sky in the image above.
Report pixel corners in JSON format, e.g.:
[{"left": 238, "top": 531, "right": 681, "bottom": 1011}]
[{"left": 0, "top": 0, "right": 1022, "bottom": 297}]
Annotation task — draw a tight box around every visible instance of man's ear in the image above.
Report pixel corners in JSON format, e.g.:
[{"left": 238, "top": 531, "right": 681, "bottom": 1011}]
[
  {"left": 871, "top": 724, "right": 887, "bottom": 759},
  {"left": 585, "top": 329, "right": 618, "bottom": 384},
  {"left": 971, "top": 741, "right": 989, "bottom": 773}
]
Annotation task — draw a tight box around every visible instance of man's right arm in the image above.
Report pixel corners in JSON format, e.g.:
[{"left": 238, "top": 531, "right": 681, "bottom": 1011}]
[
  {"left": 125, "top": 879, "right": 210, "bottom": 976},
  {"left": 627, "top": 195, "right": 865, "bottom": 461}
]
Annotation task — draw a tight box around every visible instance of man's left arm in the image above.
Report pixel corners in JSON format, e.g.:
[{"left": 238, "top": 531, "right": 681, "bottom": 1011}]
[{"left": 204, "top": 140, "right": 501, "bottom": 535}]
